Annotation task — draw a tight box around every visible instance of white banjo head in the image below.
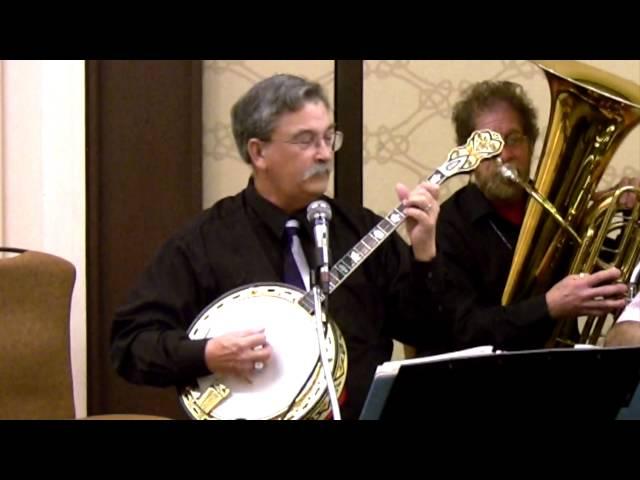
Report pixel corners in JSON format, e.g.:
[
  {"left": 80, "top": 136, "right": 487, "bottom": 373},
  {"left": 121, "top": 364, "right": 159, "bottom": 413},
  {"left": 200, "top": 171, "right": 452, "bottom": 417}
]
[{"left": 180, "top": 284, "right": 347, "bottom": 420}]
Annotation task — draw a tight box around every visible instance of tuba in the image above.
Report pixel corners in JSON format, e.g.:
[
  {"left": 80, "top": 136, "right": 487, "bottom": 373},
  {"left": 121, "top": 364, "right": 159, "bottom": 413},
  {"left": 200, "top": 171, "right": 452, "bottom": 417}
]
[{"left": 501, "top": 60, "right": 640, "bottom": 347}]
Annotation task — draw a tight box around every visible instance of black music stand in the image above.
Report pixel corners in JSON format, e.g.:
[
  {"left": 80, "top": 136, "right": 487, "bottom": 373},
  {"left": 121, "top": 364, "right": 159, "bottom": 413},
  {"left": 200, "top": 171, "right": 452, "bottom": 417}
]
[{"left": 360, "top": 346, "right": 640, "bottom": 420}]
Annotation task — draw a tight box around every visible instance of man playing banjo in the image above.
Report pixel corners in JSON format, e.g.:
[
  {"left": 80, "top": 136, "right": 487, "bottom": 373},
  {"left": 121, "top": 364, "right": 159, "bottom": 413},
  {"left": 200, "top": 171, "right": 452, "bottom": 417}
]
[{"left": 111, "top": 74, "right": 447, "bottom": 420}]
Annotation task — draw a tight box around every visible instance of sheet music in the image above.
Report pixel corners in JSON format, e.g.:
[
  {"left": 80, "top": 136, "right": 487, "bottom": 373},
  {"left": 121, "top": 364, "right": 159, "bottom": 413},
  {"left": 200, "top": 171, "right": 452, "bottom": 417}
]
[{"left": 376, "top": 345, "right": 496, "bottom": 375}]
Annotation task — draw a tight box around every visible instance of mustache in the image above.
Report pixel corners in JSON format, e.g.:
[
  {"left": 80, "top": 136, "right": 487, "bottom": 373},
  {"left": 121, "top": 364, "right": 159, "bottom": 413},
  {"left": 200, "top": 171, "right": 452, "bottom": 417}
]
[{"left": 302, "top": 163, "right": 333, "bottom": 180}]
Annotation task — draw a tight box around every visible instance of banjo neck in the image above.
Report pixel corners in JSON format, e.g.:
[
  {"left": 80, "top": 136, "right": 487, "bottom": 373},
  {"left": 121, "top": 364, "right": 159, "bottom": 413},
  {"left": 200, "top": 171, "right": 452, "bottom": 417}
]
[{"left": 297, "top": 128, "right": 504, "bottom": 315}]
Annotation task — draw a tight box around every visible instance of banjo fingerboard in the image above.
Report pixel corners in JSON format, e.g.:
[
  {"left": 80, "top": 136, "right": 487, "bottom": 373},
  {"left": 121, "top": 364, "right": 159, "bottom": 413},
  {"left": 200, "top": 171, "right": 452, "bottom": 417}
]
[
  {"left": 297, "top": 169, "right": 446, "bottom": 315},
  {"left": 297, "top": 128, "right": 504, "bottom": 315}
]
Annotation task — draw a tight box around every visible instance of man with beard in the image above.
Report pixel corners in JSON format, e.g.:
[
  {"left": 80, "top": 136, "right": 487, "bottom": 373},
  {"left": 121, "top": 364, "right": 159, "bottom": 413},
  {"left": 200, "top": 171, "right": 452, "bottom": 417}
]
[
  {"left": 111, "top": 74, "right": 445, "bottom": 420},
  {"left": 430, "top": 80, "right": 632, "bottom": 352}
]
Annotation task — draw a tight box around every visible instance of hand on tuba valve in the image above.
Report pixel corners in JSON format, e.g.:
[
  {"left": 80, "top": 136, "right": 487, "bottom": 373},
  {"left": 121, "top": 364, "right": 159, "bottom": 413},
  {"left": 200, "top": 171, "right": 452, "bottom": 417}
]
[{"left": 545, "top": 267, "right": 629, "bottom": 319}]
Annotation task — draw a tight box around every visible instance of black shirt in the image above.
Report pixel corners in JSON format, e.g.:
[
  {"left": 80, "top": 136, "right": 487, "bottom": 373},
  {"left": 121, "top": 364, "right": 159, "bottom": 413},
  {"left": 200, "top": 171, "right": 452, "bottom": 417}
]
[
  {"left": 436, "top": 183, "right": 555, "bottom": 351},
  {"left": 111, "top": 180, "right": 447, "bottom": 419}
]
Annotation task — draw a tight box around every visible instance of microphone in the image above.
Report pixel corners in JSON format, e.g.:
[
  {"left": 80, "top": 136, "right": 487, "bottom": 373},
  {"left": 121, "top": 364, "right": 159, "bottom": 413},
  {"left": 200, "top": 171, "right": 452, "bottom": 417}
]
[
  {"left": 306, "top": 200, "right": 332, "bottom": 294},
  {"left": 307, "top": 199, "right": 340, "bottom": 419}
]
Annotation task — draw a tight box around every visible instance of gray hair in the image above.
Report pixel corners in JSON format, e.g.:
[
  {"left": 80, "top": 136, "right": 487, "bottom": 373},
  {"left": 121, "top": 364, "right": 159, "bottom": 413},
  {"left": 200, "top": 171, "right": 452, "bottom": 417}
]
[{"left": 231, "top": 74, "right": 330, "bottom": 164}]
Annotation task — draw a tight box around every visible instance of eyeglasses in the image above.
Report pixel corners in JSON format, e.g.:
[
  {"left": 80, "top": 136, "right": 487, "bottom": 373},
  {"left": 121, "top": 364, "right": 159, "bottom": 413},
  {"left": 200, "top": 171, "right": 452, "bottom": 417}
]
[
  {"left": 503, "top": 132, "right": 528, "bottom": 147},
  {"left": 270, "top": 130, "right": 344, "bottom": 152}
]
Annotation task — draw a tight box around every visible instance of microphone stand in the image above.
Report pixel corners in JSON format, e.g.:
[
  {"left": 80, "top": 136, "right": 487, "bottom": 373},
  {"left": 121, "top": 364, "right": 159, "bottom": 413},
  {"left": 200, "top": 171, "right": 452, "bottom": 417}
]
[{"left": 310, "top": 269, "right": 341, "bottom": 420}]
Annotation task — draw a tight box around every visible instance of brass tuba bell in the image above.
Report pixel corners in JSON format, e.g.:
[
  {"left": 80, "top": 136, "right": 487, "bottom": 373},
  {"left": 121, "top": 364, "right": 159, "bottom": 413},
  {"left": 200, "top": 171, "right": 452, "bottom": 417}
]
[{"left": 500, "top": 60, "right": 640, "bottom": 347}]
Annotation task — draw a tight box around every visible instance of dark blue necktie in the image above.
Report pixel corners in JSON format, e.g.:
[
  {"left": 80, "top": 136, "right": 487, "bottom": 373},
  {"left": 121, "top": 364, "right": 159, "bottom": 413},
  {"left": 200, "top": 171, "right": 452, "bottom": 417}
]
[{"left": 283, "top": 219, "right": 308, "bottom": 290}]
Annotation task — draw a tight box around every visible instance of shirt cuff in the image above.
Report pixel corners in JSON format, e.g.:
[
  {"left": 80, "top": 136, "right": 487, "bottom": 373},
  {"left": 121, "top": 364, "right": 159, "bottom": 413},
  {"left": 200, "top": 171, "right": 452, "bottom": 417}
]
[
  {"left": 175, "top": 338, "right": 210, "bottom": 378},
  {"left": 507, "top": 293, "right": 554, "bottom": 329},
  {"left": 412, "top": 255, "right": 445, "bottom": 293}
]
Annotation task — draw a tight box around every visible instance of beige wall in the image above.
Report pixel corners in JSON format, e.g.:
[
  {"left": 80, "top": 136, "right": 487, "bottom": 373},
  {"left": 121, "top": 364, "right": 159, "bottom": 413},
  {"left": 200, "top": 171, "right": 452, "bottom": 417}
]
[
  {"left": 1, "top": 60, "right": 86, "bottom": 416},
  {"left": 363, "top": 60, "right": 640, "bottom": 216},
  {"left": 203, "top": 59, "right": 640, "bottom": 214}
]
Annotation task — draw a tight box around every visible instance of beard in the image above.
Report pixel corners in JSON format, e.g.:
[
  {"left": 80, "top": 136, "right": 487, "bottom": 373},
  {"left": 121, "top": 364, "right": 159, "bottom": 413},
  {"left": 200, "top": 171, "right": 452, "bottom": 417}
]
[{"left": 474, "top": 163, "right": 527, "bottom": 202}]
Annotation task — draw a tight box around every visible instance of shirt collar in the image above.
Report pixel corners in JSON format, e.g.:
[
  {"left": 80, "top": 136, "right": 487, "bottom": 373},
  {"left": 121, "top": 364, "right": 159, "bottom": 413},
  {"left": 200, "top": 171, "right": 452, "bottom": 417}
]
[{"left": 245, "top": 178, "right": 315, "bottom": 239}]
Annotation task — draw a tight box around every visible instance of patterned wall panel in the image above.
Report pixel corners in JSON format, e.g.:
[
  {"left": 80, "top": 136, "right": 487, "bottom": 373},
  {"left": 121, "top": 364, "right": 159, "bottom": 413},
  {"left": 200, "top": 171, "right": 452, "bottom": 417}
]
[
  {"left": 363, "top": 60, "right": 640, "bottom": 220},
  {"left": 203, "top": 60, "right": 639, "bottom": 212}
]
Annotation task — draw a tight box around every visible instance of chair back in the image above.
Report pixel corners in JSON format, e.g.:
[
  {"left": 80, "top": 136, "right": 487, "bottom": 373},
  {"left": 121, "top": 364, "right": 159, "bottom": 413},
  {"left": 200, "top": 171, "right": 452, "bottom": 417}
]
[{"left": 0, "top": 249, "right": 76, "bottom": 419}]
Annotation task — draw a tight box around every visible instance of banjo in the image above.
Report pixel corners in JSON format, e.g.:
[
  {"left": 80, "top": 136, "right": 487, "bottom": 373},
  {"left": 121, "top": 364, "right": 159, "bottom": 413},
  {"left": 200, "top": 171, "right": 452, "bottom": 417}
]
[{"left": 178, "top": 130, "right": 504, "bottom": 420}]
